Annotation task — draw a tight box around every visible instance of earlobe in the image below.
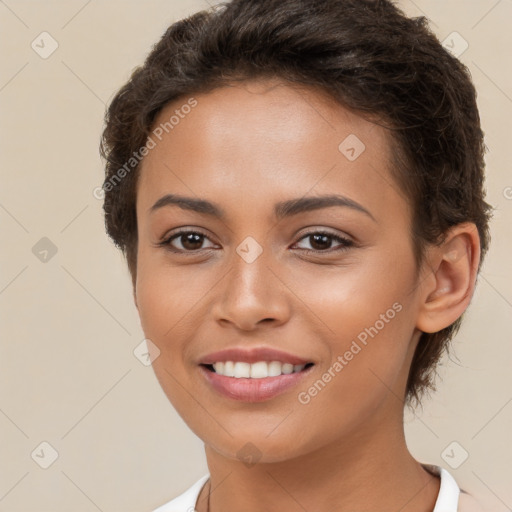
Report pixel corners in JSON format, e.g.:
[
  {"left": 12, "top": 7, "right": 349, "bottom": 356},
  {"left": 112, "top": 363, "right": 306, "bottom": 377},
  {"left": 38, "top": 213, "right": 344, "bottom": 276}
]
[{"left": 416, "top": 223, "right": 481, "bottom": 334}]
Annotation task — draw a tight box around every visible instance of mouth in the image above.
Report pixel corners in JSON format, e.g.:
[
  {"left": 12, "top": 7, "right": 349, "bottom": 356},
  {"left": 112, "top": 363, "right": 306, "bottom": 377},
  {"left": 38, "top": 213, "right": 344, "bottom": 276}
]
[
  {"left": 198, "top": 348, "right": 315, "bottom": 402},
  {"left": 201, "top": 360, "right": 315, "bottom": 378}
]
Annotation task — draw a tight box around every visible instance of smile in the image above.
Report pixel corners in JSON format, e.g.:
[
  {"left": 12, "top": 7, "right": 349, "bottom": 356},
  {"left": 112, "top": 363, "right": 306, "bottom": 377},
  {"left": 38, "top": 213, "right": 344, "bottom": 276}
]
[
  {"left": 198, "top": 347, "right": 315, "bottom": 402},
  {"left": 206, "top": 360, "right": 312, "bottom": 378}
]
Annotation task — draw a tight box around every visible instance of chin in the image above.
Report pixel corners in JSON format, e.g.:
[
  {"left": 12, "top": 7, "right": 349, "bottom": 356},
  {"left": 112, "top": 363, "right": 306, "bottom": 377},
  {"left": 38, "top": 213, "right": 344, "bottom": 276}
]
[{"left": 205, "top": 435, "right": 313, "bottom": 465}]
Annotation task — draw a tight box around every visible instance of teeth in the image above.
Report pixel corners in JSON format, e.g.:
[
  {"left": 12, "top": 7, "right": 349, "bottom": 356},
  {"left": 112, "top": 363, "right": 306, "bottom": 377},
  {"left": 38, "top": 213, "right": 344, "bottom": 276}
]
[
  {"left": 268, "top": 361, "right": 282, "bottom": 377},
  {"left": 213, "top": 362, "right": 224, "bottom": 374},
  {"left": 281, "top": 363, "right": 293, "bottom": 374},
  {"left": 233, "top": 362, "right": 250, "bottom": 378},
  {"left": 250, "top": 361, "right": 268, "bottom": 378},
  {"left": 211, "top": 360, "right": 308, "bottom": 378},
  {"left": 224, "top": 361, "right": 235, "bottom": 377}
]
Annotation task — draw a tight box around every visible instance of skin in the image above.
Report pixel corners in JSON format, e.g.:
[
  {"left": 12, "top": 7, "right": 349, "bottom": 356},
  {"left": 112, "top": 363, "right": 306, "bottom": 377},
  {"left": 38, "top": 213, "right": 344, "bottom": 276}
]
[{"left": 133, "top": 79, "right": 480, "bottom": 512}]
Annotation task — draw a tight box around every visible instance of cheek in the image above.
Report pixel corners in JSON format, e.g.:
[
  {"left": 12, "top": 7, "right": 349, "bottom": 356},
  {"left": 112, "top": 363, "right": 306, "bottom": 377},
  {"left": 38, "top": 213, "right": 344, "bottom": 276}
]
[
  {"left": 134, "top": 251, "right": 223, "bottom": 395},
  {"left": 135, "top": 265, "right": 191, "bottom": 396},
  {"left": 289, "top": 304, "right": 414, "bottom": 454},
  {"left": 297, "top": 244, "right": 415, "bottom": 348},
  {"left": 298, "top": 247, "right": 417, "bottom": 414},
  {"left": 136, "top": 274, "right": 175, "bottom": 341},
  {"left": 135, "top": 251, "right": 207, "bottom": 341},
  {"left": 134, "top": 262, "right": 202, "bottom": 416}
]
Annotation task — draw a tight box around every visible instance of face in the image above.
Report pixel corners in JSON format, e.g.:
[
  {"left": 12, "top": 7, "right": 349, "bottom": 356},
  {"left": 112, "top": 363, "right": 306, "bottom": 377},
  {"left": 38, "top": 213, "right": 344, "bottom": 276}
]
[{"left": 134, "top": 79, "right": 425, "bottom": 463}]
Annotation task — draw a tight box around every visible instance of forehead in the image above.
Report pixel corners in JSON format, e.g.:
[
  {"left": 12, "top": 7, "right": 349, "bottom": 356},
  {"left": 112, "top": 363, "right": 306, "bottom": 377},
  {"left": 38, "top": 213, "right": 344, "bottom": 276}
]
[{"left": 137, "top": 79, "right": 408, "bottom": 223}]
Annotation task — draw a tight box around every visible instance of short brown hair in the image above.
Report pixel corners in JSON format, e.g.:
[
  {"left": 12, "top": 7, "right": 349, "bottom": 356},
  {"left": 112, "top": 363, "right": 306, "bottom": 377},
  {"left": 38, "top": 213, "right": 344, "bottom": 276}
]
[{"left": 100, "top": 0, "right": 493, "bottom": 405}]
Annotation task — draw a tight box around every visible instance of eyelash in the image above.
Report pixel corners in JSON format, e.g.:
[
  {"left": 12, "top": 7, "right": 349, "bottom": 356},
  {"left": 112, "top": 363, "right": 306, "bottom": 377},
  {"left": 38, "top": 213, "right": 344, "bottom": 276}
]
[{"left": 157, "top": 228, "right": 354, "bottom": 255}]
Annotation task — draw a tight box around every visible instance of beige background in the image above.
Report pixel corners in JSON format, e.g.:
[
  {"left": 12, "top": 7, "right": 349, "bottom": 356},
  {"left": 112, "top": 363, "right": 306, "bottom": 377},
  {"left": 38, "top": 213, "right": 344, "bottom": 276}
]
[{"left": 1, "top": 1, "right": 511, "bottom": 511}]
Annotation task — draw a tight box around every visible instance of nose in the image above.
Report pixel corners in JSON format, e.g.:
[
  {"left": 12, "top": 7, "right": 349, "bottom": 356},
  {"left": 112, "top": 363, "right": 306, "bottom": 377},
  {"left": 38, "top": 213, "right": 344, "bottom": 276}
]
[{"left": 211, "top": 249, "right": 291, "bottom": 331}]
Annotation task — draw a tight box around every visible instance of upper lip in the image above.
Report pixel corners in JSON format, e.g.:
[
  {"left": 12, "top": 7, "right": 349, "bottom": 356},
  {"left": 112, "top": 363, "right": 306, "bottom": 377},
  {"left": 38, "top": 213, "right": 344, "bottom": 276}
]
[{"left": 199, "top": 347, "right": 311, "bottom": 365}]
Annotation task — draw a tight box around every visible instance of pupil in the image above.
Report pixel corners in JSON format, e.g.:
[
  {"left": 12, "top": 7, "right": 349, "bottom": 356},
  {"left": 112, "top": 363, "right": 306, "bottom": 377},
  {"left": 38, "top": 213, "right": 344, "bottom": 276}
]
[
  {"left": 182, "top": 233, "right": 203, "bottom": 250},
  {"left": 311, "top": 234, "right": 331, "bottom": 250}
]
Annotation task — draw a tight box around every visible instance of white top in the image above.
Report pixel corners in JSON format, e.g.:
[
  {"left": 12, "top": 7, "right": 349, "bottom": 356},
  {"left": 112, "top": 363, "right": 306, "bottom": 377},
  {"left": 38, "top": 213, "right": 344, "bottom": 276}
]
[{"left": 152, "top": 464, "right": 485, "bottom": 512}]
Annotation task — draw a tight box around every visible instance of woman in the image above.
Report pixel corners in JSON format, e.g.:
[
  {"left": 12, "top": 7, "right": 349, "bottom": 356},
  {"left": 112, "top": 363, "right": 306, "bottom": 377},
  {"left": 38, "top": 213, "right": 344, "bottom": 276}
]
[{"left": 100, "top": 0, "right": 492, "bottom": 510}]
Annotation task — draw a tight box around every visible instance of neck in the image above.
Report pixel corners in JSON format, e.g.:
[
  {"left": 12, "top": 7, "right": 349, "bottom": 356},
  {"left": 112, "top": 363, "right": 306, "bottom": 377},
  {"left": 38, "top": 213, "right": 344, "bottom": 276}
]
[{"left": 198, "top": 411, "right": 440, "bottom": 512}]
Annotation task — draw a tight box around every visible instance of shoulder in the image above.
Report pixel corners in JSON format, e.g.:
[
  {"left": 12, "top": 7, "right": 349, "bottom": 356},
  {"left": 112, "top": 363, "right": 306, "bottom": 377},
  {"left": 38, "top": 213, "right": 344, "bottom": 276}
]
[
  {"left": 152, "top": 468, "right": 488, "bottom": 511},
  {"left": 152, "top": 475, "right": 210, "bottom": 512},
  {"left": 421, "top": 463, "right": 485, "bottom": 512}
]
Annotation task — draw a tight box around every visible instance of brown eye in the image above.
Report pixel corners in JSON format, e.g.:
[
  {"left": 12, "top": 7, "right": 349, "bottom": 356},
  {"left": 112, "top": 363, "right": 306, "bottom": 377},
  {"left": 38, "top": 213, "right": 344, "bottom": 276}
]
[
  {"left": 176, "top": 232, "right": 204, "bottom": 250},
  {"left": 163, "top": 231, "right": 216, "bottom": 252},
  {"left": 294, "top": 231, "right": 353, "bottom": 253}
]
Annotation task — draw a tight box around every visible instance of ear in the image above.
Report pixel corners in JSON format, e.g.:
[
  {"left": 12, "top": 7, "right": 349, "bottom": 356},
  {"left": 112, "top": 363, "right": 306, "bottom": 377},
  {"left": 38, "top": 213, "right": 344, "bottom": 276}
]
[{"left": 416, "top": 222, "right": 481, "bottom": 334}]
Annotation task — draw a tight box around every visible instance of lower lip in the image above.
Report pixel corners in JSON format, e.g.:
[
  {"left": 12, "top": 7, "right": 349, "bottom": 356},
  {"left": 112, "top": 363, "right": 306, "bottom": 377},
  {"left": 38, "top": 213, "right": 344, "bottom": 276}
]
[{"left": 199, "top": 365, "right": 313, "bottom": 402}]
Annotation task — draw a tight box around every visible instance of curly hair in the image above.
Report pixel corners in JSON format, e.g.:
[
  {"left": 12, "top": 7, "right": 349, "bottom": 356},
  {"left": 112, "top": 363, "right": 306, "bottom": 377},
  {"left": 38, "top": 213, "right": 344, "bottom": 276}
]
[{"left": 99, "top": 0, "right": 493, "bottom": 405}]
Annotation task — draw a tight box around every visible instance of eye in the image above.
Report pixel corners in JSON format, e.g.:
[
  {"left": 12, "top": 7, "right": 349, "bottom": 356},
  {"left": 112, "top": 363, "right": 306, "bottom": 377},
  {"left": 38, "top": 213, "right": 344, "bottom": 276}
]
[
  {"left": 157, "top": 229, "right": 353, "bottom": 255},
  {"left": 293, "top": 231, "right": 353, "bottom": 253},
  {"left": 159, "top": 230, "right": 217, "bottom": 252}
]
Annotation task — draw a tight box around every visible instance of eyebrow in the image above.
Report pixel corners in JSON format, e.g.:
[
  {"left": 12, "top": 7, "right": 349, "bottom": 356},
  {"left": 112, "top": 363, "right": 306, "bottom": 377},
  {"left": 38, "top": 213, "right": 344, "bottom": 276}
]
[{"left": 149, "top": 193, "right": 376, "bottom": 222}]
